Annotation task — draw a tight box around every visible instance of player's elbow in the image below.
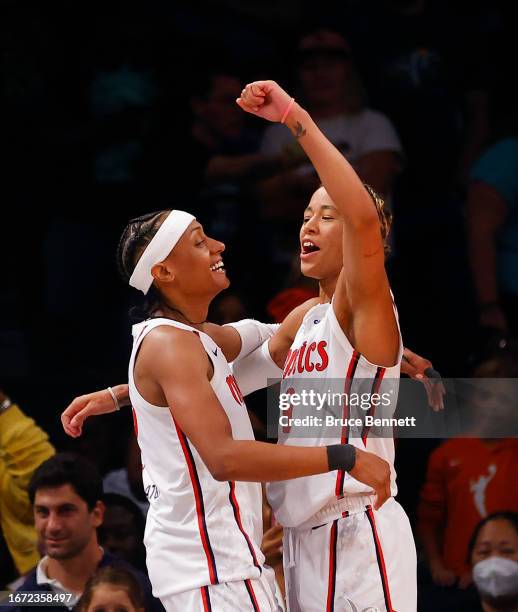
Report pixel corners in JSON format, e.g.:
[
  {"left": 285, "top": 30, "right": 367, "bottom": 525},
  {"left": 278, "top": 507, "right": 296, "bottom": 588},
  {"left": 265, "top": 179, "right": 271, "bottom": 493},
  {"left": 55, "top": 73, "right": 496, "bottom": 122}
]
[
  {"left": 209, "top": 462, "right": 230, "bottom": 482},
  {"left": 206, "top": 445, "right": 236, "bottom": 482}
]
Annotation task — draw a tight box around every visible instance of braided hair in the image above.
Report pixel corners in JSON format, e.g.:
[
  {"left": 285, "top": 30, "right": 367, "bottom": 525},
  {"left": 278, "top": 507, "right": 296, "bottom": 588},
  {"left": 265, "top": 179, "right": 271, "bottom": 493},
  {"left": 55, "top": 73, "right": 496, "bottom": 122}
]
[
  {"left": 363, "top": 183, "right": 392, "bottom": 255},
  {"left": 116, "top": 210, "right": 170, "bottom": 319},
  {"left": 314, "top": 183, "right": 393, "bottom": 254}
]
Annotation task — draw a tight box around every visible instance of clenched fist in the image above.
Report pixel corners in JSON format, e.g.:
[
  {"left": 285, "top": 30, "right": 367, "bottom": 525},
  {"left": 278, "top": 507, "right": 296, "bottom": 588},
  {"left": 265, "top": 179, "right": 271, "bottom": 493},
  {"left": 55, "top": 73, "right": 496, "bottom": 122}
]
[{"left": 236, "top": 80, "right": 294, "bottom": 123}]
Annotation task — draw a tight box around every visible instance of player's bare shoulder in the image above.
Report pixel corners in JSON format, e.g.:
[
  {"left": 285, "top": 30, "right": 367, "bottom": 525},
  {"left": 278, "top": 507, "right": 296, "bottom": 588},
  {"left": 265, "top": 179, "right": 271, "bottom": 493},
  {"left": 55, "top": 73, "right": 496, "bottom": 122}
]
[
  {"left": 269, "top": 297, "right": 321, "bottom": 367},
  {"left": 283, "top": 297, "right": 321, "bottom": 331},
  {"left": 137, "top": 324, "right": 209, "bottom": 377}
]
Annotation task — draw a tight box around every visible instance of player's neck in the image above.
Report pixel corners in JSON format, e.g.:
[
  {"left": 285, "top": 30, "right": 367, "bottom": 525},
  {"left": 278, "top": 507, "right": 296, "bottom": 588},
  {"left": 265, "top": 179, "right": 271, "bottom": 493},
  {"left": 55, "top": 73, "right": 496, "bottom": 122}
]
[
  {"left": 318, "top": 276, "right": 339, "bottom": 303},
  {"left": 156, "top": 298, "right": 209, "bottom": 329}
]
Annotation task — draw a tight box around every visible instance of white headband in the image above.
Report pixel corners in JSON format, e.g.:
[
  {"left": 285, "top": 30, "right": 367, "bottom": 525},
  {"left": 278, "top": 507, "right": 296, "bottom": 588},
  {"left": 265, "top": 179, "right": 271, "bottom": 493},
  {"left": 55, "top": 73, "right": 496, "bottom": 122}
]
[{"left": 129, "top": 210, "right": 195, "bottom": 294}]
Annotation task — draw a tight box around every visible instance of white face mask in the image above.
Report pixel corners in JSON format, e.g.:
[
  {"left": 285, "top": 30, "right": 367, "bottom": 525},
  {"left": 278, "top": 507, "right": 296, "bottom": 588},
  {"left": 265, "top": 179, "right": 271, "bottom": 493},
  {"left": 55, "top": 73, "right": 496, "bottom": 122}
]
[{"left": 473, "top": 557, "right": 518, "bottom": 599}]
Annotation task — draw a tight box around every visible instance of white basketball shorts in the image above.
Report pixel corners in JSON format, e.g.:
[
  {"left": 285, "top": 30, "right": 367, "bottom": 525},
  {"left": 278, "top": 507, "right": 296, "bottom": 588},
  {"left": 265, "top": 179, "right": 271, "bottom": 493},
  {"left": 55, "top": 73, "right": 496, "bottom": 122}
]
[
  {"left": 160, "top": 569, "right": 283, "bottom": 611},
  {"left": 283, "top": 498, "right": 417, "bottom": 612}
]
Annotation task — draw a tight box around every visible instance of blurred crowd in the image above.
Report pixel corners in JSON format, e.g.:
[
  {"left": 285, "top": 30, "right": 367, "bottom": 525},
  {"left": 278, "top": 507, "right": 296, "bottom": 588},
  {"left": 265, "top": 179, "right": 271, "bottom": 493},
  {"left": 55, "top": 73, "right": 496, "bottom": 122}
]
[{"left": 2, "top": 0, "right": 518, "bottom": 610}]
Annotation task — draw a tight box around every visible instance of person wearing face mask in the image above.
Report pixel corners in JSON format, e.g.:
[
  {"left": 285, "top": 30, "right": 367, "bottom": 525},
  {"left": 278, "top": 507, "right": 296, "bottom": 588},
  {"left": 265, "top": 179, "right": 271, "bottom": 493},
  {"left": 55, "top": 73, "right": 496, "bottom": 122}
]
[{"left": 469, "top": 512, "right": 518, "bottom": 612}]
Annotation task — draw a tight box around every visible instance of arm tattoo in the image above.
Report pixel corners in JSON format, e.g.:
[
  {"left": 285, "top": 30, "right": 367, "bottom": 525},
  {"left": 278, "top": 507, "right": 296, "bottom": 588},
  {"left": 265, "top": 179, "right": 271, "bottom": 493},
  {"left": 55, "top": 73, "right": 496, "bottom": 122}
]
[{"left": 291, "top": 121, "right": 307, "bottom": 140}]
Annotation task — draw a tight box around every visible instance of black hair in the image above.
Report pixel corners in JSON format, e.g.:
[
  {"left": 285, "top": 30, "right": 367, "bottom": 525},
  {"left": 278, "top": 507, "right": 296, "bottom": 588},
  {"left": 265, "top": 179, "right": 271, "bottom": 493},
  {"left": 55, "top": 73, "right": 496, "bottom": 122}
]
[
  {"left": 116, "top": 210, "right": 169, "bottom": 320},
  {"left": 75, "top": 566, "right": 145, "bottom": 611},
  {"left": 314, "top": 183, "right": 392, "bottom": 253},
  {"left": 467, "top": 511, "right": 518, "bottom": 563},
  {"left": 101, "top": 493, "right": 146, "bottom": 536},
  {"left": 28, "top": 453, "right": 103, "bottom": 511}
]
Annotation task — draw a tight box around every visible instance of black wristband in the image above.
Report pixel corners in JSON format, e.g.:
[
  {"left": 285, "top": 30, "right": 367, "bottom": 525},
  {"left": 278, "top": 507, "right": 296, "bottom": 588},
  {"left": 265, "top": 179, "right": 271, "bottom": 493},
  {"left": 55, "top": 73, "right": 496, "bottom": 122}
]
[{"left": 327, "top": 444, "right": 356, "bottom": 472}]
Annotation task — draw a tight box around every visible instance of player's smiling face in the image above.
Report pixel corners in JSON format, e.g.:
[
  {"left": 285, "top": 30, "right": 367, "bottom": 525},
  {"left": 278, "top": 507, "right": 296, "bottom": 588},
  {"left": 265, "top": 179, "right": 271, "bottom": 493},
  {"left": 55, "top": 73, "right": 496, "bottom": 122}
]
[
  {"left": 300, "top": 187, "right": 343, "bottom": 280},
  {"left": 154, "top": 221, "right": 230, "bottom": 297}
]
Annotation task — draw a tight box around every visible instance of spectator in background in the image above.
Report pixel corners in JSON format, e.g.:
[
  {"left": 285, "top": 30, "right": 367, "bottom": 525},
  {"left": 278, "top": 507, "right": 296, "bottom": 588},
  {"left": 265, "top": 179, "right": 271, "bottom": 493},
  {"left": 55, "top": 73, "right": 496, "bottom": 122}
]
[
  {"left": 185, "top": 68, "right": 292, "bottom": 217},
  {"left": 339, "top": 0, "right": 502, "bottom": 373},
  {"left": 343, "top": 0, "right": 503, "bottom": 196},
  {"left": 99, "top": 494, "right": 146, "bottom": 573},
  {"left": 469, "top": 512, "right": 518, "bottom": 612},
  {"left": 209, "top": 291, "right": 248, "bottom": 325},
  {"left": 13, "top": 453, "right": 162, "bottom": 612},
  {"left": 0, "top": 389, "right": 54, "bottom": 580},
  {"left": 466, "top": 124, "right": 518, "bottom": 353},
  {"left": 258, "top": 29, "right": 403, "bottom": 223},
  {"left": 75, "top": 566, "right": 145, "bottom": 612},
  {"left": 103, "top": 435, "right": 148, "bottom": 516},
  {"left": 183, "top": 67, "right": 299, "bottom": 300},
  {"left": 417, "top": 354, "right": 518, "bottom": 610}
]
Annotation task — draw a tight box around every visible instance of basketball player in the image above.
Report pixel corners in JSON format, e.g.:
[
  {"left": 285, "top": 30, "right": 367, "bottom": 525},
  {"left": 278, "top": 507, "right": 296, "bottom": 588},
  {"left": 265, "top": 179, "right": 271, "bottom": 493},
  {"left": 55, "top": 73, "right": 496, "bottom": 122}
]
[
  {"left": 61, "top": 82, "right": 443, "bottom": 610},
  {"left": 235, "top": 80, "right": 417, "bottom": 612},
  {"left": 84, "top": 209, "right": 391, "bottom": 611}
]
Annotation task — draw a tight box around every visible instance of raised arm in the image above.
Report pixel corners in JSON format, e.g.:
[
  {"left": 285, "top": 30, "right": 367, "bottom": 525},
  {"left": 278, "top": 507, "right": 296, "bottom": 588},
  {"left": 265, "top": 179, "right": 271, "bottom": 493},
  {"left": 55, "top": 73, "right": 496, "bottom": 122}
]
[{"left": 238, "top": 81, "right": 399, "bottom": 366}]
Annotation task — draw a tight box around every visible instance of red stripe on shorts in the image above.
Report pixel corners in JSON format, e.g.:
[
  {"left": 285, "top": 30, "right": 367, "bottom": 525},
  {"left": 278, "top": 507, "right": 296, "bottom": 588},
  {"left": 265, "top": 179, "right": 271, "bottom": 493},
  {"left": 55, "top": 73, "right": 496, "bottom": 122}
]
[
  {"left": 200, "top": 585, "right": 212, "bottom": 611},
  {"left": 326, "top": 519, "right": 339, "bottom": 612},
  {"left": 244, "top": 578, "right": 260, "bottom": 611}
]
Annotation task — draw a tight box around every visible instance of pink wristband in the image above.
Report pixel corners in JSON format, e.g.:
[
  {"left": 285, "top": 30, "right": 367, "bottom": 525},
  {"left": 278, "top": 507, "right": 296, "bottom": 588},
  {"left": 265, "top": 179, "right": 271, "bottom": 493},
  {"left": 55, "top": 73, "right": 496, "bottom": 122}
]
[{"left": 280, "top": 97, "right": 295, "bottom": 124}]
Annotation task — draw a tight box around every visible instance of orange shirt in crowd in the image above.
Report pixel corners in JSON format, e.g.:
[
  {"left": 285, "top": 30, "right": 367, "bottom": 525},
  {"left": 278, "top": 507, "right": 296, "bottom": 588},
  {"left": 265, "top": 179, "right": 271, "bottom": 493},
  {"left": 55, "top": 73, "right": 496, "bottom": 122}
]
[{"left": 417, "top": 438, "right": 518, "bottom": 576}]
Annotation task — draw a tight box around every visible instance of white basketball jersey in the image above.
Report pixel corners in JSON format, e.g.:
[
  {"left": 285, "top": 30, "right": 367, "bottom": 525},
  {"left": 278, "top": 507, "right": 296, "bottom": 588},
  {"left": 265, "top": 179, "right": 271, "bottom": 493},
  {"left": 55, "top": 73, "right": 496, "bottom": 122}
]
[
  {"left": 267, "top": 300, "right": 402, "bottom": 528},
  {"left": 128, "top": 318, "right": 265, "bottom": 599}
]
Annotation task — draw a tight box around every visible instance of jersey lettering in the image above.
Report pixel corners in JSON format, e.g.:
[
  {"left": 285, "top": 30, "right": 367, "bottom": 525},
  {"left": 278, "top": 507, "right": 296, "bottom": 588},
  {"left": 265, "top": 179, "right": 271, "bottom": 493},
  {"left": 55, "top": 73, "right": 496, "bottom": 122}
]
[{"left": 283, "top": 340, "right": 329, "bottom": 377}]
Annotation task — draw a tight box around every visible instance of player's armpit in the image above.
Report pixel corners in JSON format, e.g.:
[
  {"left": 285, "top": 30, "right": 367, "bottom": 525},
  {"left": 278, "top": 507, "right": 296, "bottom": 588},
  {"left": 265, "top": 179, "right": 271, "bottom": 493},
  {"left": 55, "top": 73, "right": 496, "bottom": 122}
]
[{"left": 333, "top": 276, "right": 400, "bottom": 367}]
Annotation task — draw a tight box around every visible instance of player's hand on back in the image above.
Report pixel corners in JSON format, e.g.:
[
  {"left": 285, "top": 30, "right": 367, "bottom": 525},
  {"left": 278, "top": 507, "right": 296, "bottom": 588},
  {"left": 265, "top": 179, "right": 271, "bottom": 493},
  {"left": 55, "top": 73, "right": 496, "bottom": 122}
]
[
  {"left": 236, "top": 80, "right": 292, "bottom": 123},
  {"left": 61, "top": 386, "right": 126, "bottom": 437},
  {"left": 402, "top": 347, "right": 445, "bottom": 411},
  {"left": 349, "top": 447, "right": 391, "bottom": 510}
]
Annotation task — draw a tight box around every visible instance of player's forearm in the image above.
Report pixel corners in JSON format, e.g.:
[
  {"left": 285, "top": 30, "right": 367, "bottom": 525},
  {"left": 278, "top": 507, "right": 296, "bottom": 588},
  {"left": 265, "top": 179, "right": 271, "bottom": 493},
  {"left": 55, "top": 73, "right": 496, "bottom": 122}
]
[
  {"left": 285, "top": 104, "right": 378, "bottom": 228},
  {"left": 112, "top": 384, "right": 131, "bottom": 407},
  {"left": 211, "top": 440, "right": 334, "bottom": 482}
]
